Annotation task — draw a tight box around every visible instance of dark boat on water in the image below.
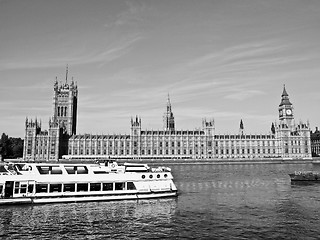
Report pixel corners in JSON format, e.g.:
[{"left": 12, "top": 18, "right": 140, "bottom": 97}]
[{"left": 289, "top": 171, "right": 320, "bottom": 181}]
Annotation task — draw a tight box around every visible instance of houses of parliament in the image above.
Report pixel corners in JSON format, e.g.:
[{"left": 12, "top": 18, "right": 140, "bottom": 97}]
[{"left": 23, "top": 70, "right": 312, "bottom": 161}]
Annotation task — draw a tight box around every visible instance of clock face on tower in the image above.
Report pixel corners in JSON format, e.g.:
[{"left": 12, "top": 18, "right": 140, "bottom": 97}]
[{"left": 286, "top": 109, "right": 292, "bottom": 115}]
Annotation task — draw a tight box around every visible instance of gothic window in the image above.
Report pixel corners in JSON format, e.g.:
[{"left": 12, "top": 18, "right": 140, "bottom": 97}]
[
  {"left": 64, "top": 107, "right": 67, "bottom": 116},
  {"left": 57, "top": 107, "right": 60, "bottom": 116}
]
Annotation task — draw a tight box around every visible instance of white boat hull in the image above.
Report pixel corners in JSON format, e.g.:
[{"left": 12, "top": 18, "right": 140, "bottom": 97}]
[
  {"left": 0, "top": 161, "right": 178, "bottom": 205},
  {"left": 0, "top": 191, "right": 177, "bottom": 205}
]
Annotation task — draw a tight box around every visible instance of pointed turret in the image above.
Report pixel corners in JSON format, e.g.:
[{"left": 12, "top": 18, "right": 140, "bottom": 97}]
[
  {"left": 271, "top": 122, "right": 275, "bottom": 134},
  {"left": 163, "top": 94, "right": 175, "bottom": 131},
  {"left": 65, "top": 64, "right": 69, "bottom": 84},
  {"left": 279, "top": 84, "right": 292, "bottom": 107},
  {"left": 239, "top": 119, "right": 244, "bottom": 135}
]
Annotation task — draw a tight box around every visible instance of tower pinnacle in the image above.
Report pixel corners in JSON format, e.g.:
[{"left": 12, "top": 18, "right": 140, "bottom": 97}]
[
  {"left": 65, "top": 64, "right": 69, "bottom": 84},
  {"left": 163, "top": 94, "right": 175, "bottom": 131}
]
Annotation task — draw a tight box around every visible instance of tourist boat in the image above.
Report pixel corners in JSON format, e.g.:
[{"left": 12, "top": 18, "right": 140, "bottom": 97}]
[
  {"left": 0, "top": 161, "right": 178, "bottom": 205},
  {"left": 289, "top": 171, "right": 320, "bottom": 181}
]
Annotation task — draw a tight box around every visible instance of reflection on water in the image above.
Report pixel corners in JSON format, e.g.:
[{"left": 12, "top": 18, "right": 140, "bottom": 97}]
[
  {"left": 0, "top": 198, "right": 177, "bottom": 239},
  {"left": 2, "top": 163, "right": 320, "bottom": 239}
]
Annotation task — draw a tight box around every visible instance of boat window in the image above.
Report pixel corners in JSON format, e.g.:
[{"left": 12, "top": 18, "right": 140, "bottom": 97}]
[
  {"left": 127, "top": 182, "right": 136, "bottom": 190},
  {"left": 164, "top": 174, "right": 168, "bottom": 178},
  {"left": 149, "top": 174, "right": 153, "bottom": 179},
  {"left": 14, "top": 182, "right": 27, "bottom": 194},
  {"left": 65, "top": 166, "right": 89, "bottom": 174},
  {"left": 102, "top": 183, "right": 113, "bottom": 191},
  {"left": 49, "top": 184, "right": 62, "bottom": 192},
  {"left": 90, "top": 183, "right": 101, "bottom": 191},
  {"left": 37, "top": 166, "right": 50, "bottom": 174},
  {"left": 14, "top": 182, "right": 19, "bottom": 194},
  {"left": 115, "top": 182, "right": 125, "bottom": 191},
  {"left": 20, "top": 183, "right": 27, "bottom": 194},
  {"left": 142, "top": 175, "right": 145, "bottom": 179},
  {"left": 93, "top": 171, "right": 108, "bottom": 174},
  {"left": 28, "top": 184, "right": 34, "bottom": 193},
  {"left": 51, "top": 166, "right": 62, "bottom": 174},
  {"left": 65, "top": 166, "right": 76, "bottom": 174},
  {"left": 36, "top": 166, "right": 62, "bottom": 175},
  {"left": 76, "top": 166, "right": 88, "bottom": 174},
  {"left": 63, "top": 183, "right": 75, "bottom": 192},
  {"left": 36, "top": 184, "right": 48, "bottom": 193},
  {"left": 77, "top": 183, "right": 88, "bottom": 192},
  {"left": 157, "top": 174, "right": 160, "bottom": 179}
]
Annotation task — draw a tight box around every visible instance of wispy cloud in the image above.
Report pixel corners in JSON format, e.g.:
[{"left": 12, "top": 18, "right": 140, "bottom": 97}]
[
  {"left": 0, "top": 33, "right": 142, "bottom": 71},
  {"left": 224, "top": 89, "right": 265, "bottom": 101},
  {"left": 104, "top": 1, "right": 147, "bottom": 28}
]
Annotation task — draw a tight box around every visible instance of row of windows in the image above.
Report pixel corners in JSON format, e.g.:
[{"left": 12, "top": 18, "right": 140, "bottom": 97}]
[
  {"left": 70, "top": 149, "right": 131, "bottom": 155},
  {"left": 67, "top": 140, "right": 289, "bottom": 150},
  {"left": 69, "top": 140, "right": 209, "bottom": 148},
  {"left": 36, "top": 166, "right": 89, "bottom": 175},
  {"left": 57, "top": 106, "right": 68, "bottom": 117},
  {"left": 217, "top": 148, "right": 277, "bottom": 155},
  {"left": 13, "top": 182, "right": 136, "bottom": 195}
]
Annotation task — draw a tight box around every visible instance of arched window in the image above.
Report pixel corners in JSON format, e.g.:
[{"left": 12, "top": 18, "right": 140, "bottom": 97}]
[
  {"left": 64, "top": 106, "right": 67, "bottom": 116},
  {"left": 61, "top": 107, "right": 63, "bottom": 117},
  {"left": 57, "top": 107, "right": 60, "bottom": 116}
]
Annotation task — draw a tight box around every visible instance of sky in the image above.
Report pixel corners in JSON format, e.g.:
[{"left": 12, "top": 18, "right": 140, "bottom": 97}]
[{"left": 1, "top": 0, "right": 320, "bottom": 137}]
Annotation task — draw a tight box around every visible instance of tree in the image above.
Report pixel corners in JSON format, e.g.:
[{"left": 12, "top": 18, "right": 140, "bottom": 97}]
[
  {"left": 0, "top": 133, "right": 9, "bottom": 160},
  {"left": 0, "top": 133, "right": 24, "bottom": 160},
  {"left": 10, "top": 137, "right": 24, "bottom": 158}
]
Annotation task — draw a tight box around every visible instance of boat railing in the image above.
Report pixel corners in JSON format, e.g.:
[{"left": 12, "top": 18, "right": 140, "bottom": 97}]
[
  {"left": 151, "top": 167, "right": 171, "bottom": 173},
  {"left": 294, "top": 171, "right": 319, "bottom": 175}
]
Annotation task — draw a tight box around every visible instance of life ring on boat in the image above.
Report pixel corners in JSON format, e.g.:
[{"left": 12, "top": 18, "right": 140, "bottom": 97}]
[
  {"left": 110, "top": 163, "right": 115, "bottom": 168},
  {"left": 297, "top": 171, "right": 301, "bottom": 175}
]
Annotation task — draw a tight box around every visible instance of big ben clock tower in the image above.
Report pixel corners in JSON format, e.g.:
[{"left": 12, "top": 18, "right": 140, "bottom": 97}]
[{"left": 278, "top": 85, "right": 294, "bottom": 130}]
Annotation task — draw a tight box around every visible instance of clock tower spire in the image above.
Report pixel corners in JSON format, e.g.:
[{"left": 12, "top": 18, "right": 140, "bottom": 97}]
[
  {"left": 278, "top": 84, "right": 294, "bottom": 130},
  {"left": 163, "top": 94, "right": 175, "bottom": 132}
]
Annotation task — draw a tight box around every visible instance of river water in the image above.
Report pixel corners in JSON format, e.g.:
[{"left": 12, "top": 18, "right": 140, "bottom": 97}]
[{"left": 1, "top": 162, "right": 320, "bottom": 239}]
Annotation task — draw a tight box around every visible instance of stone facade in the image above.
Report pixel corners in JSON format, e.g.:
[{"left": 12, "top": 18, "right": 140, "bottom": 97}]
[
  {"left": 23, "top": 73, "right": 312, "bottom": 161},
  {"left": 311, "top": 127, "right": 320, "bottom": 157}
]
